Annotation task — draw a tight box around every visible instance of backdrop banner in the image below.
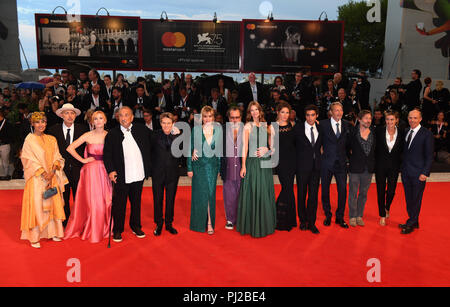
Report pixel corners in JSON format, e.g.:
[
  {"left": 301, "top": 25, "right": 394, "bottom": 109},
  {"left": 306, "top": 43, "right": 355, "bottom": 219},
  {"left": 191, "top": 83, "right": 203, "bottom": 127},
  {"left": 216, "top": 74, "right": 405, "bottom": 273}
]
[
  {"left": 142, "top": 20, "right": 241, "bottom": 72},
  {"left": 35, "top": 14, "right": 140, "bottom": 70},
  {"left": 242, "top": 20, "right": 344, "bottom": 74}
]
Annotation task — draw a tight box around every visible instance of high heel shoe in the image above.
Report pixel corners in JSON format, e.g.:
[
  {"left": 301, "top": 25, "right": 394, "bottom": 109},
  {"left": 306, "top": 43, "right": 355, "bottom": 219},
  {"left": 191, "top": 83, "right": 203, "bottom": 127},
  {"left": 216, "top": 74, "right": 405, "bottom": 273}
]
[
  {"left": 207, "top": 223, "right": 214, "bottom": 235},
  {"left": 30, "top": 242, "right": 41, "bottom": 249}
]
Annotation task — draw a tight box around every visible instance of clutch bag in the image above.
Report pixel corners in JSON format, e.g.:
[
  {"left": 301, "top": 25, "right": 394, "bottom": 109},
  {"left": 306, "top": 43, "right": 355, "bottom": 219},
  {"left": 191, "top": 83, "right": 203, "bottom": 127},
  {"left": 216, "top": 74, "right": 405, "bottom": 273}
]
[{"left": 43, "top": 187, "right": 58, "bottom": 200}]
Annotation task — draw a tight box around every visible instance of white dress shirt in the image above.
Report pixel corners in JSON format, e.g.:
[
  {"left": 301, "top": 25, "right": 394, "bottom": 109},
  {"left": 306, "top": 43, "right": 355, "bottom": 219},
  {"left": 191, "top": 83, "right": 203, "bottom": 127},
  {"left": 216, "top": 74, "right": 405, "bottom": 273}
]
[
  {"left": 386, "top": 128, "right": 398, "bottom": 153},
  {"left": 62, "top": 123, "right": 74, "bottom": 144},
  {"left": 330, "top": 117, "right": 342, "bottom": 135},
  {"left": 305, "top": 122, "right": 319, "bottom": 144},
  {"left": 146, "top": 121, "right": 153, "bottom": 131},
  {"left": 120, "top": 124, "right": 145, "bottom": 184},
  {"left": 91, "top": 94, "right": 99, "bottom": 109},
  {"left": 406, "top": 124, "right": 421, "bottom": 149}
]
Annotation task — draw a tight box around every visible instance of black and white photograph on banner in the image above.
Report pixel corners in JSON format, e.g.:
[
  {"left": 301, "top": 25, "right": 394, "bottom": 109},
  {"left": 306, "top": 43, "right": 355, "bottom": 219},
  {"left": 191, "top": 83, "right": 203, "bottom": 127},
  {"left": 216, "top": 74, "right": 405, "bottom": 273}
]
[
  {"left": 35, "top": 14, "right": 140, "bottom": 70},
  {"left": 142, "top": 20, "right": 240, "bottom": 72},
  {"left": 242, "top": 19, "right": 344, "bottom": 74}
]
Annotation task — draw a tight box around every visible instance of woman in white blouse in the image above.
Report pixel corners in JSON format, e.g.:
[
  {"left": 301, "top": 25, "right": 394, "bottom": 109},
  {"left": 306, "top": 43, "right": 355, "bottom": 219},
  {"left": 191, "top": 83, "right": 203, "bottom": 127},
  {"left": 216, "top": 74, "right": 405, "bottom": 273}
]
[{"left": 375, "top": 110, "right": 405, "bottom": 226}]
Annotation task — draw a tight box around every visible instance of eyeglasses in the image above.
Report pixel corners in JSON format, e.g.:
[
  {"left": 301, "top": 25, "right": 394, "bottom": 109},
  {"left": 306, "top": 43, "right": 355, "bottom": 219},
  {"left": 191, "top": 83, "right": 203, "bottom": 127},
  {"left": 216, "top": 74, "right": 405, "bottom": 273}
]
[{"left": 229, "top": 116, "right": 241, "bottom": 120}]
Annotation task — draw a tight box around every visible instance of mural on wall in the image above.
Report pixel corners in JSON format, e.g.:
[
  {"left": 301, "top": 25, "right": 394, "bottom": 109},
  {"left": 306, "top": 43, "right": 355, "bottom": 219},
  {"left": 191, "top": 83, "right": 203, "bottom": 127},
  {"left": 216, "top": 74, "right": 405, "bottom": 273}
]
[{"left": 401, "top": 0, "right": 450, "bottom": 56}]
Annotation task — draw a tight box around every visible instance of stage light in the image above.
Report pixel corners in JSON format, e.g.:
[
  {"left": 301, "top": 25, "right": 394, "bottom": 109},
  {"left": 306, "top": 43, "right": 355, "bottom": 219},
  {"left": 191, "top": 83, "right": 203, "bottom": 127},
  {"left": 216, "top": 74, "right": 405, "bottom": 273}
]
[
  {"left": 213, "top": 12, "right": 218, "bottom": 23},
  {"left": 160, "top": 11, "right": 169, "bottom": 23},
  {"left": 265, "top": 12, "right": 274, "bottom": 23},
  {"left": 318, "top": 11, "right": 328, "bottom": 22},
  {"left": 51, "top": 6, "right": 67, "bottom": 15},
  {"left": 96, "top": 7, "right": 110, "bottom": 17}
]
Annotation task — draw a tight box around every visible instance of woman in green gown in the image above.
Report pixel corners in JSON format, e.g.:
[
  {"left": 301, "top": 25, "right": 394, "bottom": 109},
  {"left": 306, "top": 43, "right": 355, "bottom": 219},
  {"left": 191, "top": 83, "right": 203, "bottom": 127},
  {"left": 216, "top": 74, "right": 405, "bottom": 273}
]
[
  {"left": 187, "top": 106, "right": 221, "bottom": 234},
  {"left": 237, "top": 101, "right": 277, "bottom": 238}
]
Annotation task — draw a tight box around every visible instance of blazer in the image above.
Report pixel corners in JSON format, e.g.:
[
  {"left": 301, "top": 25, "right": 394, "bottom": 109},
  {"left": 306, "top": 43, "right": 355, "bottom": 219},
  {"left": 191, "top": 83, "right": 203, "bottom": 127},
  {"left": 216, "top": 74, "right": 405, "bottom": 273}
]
[
  {"left": 375, "top": 126, "right": 404, "bottom": 173},
  {"left": 150, "top": 129, "right": 180, "bottom": 183},
  {"left": 103, "top": 123, "right": 152, "bottom": 185},
  {"left": 238, "top": 81, "right": 266, "bottom": 110},
  {"left": 294, "top": 121, "right": 323, "bottom": 172},
  {"left": 320, "top": 118, "right": 351, "bottom": 170},
  {"left": 128, "top": 94, "right": 154, "bottom": 114},
  {"left": 81, "top": 93, "right": 108, "bottom": 113},
  {"left": 348, "top": 127, "right": 376, "bottom": 173},
  {"left": 401, "top": 126, "right": 434, "bottom": 178},
  {"left": 48, "top": 123, "right": 89, "bottom": 170},
  {"left": 206, "top": 96, "right": 228, "bottom": 119}
]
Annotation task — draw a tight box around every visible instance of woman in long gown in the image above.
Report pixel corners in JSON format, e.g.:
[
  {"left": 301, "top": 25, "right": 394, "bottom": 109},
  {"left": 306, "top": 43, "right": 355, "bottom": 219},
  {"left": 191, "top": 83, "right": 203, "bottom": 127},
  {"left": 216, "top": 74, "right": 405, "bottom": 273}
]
[
  {"left": 187, "top": 106, "right": 221, "bottom": 234},
  {"left": 274, "top": 101, "right": 297, "bottom": 231},
  {"left": 21, "top": 112, "right": 68, "bottom": 249},
  {"left": 237, "top": 101, "right": 277, "bottom": 238},
  {"left": 64, "top": 111, "right": 113, "bottom": 243}
]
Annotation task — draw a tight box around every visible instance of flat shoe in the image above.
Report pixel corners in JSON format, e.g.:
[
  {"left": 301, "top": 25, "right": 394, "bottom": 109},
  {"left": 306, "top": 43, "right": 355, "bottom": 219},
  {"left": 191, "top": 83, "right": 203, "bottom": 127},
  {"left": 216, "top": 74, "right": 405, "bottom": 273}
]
[{"left": 31, "top": 242, "right": 41, "bottom": 249}]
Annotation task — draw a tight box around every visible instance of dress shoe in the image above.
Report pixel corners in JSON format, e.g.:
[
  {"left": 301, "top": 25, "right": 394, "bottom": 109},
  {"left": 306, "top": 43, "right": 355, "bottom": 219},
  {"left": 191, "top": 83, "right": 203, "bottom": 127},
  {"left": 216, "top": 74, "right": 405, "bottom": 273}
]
[
  {"left": 132, "top": 229, "right": 146, "bottom": 238},
  {"left": 113, "top": 233, "right": 123, "bottom": 242},
  {"left": 154, "top": 225, "right": 163, "bottom": 236},
  {"left": 399, "top": 223, "right": 419, "bottom": 229},
  {"left": 225, "top": 221, "right": 234, "bottom": 230},
  {"left": 336, "top": 219, "right": 349, "bottom": 229},
  {"left": 401, "top": 226, "right": 414, "bottom": 234},
  {"left": 323, "top": 217, "right": 331, "bottom": 227},
  {"left": 349, "top": 218, "right": 357, "bottom": 227},
  {"left": 308, "top": 225, "right": 320, "bottom": 234},
  {"left": 299, "top": 223, "right": 308, "bottom": 231},
  {"left": 166, "top": 224, "right": 178, "bottom": 235},
  {"left": 356, "top": 217, "right": 365, "bottom": 227}
]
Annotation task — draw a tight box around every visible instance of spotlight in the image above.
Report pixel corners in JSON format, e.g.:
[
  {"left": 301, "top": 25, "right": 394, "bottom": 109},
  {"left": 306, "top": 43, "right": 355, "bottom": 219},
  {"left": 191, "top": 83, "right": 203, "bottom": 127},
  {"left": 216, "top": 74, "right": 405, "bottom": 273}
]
[
  {"left": 51, "top": 6, "right": 67, "bottom": 15},
  {"left": 160, "top": 11, "right": 168, "bottom": 23},
  {"left": 95, "top": 7, "right": 110, "bottom": 17},
  {"left": 213, "top": 12, "right": 218, "bottom": 23},
  {"left": 265, "top": 12, "right": 274, "bottom": 22},
  {"left": 318, "top": 11, "right": 328, "bottom": 22}
]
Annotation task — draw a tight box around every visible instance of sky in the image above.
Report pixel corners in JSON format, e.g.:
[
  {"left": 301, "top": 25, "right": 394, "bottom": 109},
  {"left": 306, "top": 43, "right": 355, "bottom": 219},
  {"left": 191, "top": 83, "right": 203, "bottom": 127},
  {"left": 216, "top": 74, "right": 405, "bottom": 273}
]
[{"left": 17, "top": 0, "right": 349, "bottom": 77}]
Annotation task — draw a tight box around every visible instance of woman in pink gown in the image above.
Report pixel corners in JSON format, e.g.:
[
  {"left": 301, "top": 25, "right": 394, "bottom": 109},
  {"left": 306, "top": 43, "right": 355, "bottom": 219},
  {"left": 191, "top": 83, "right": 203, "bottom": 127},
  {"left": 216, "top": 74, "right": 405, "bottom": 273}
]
[{"left": 64, "top": 111, "right": 112, "bottom": 243}]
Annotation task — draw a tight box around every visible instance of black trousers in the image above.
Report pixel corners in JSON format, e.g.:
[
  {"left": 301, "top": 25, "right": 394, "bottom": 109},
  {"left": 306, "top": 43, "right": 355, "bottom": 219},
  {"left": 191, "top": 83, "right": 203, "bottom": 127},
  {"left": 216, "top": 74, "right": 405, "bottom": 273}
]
[
  {"left": 276, "top": 166, "right": 297, "bottom": 229},
  {"left": 321, "top": 165, "right": 347, "bottom": 220},
  {"left": 401, "top": 173, "right": 426, "bottom": 227},
  {"left": 63, "top": 165, "right": 81, "bottom": 227},
  {"left": 375, "top": 167, "right": 400, "bottom": 217},
  {"left": 297, "top": 168, "right": 321, "bottom": 226},
  {"left": 152, "top": 177, "right": 179, "bottom": 227},
  {"left": 112, "top": 180, "right": 144, "bottom": 234}
]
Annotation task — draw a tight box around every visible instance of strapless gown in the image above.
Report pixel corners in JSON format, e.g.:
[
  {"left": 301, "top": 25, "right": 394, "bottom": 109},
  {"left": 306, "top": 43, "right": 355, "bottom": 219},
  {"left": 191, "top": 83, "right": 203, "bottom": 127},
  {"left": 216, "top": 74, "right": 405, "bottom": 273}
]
[{"left": 64, "top": 144, "right": 113, "bottom": 243}]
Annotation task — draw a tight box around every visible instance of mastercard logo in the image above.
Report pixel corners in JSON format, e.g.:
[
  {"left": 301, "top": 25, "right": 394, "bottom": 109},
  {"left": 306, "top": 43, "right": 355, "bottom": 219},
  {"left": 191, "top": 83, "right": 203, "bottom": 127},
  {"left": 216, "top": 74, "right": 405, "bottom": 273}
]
[
  {"left": 246, "top": 24, "right": 256, "bottom": 30},
  {"left": 161, "top": 32, "right": 186, "bottom": 48},
  {"left": 40, "top": 18, "right": 50, "bottom": 24}
]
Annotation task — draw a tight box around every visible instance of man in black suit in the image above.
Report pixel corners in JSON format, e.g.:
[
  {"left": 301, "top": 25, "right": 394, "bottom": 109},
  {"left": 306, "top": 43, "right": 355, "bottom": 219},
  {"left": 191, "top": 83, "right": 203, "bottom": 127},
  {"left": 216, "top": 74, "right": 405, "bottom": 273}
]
[
  {"left": 48, "top": 103, "right": 88, "bottom": 227},
  {"left": 107, "top": 87, "right": 127, "bottom": 129},
  {"left": 151, "top": 87, "right": 173, "bottom": 118},
  {"left": 295, "top": 105, "right": 322, "bottom": 234},
  {"left": 207, "top": 88, "right": 228, "bottom": 120},
  {"left": 88, "top": 69, "right": 107, "bottom": 98},
  {"left": 400, "top": 108, "right": 434, "bottom": 234},
  {"left": 401, "top": 69, "right": 422, "bottom": 111},
  {"left": 238, "top": 73, "right": 266, "bottom": 111},
  {"left": 173, "top": 86, "right": 196, "bottom": 122},
  {"left": 151, "top": 112, "right": 180, "bottom": 236},
  {"left": 103, "top": 106, "right": 152, "bottom": 242},
  {"left": 82, "top": 83, "right": 108, "bottom": 113},
  {"left": 320, "top": 102, "right": 351, "bottom": 228},
  {"left": 129, "top": 84, "right": 153, "bottom": 124}
]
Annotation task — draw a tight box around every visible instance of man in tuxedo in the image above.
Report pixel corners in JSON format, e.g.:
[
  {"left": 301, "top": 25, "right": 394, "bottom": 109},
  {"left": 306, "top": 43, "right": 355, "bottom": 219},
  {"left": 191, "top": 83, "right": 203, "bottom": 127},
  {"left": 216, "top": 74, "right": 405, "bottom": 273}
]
[
  {"left": 332, "top": 73, "right": 348, "bottom": 97},
  {"left": 82, "top": 83, "right": 107, "bottom": 113},
  {"left": 48, "top": 103, "right": 88, "bottom": 227},
  {"left": 103, "top": 106, "right": 152, "bottom": 242},
  {"left": 207, "top": 88, "right": 228, "bottom": 119},
  {"left": 295, "top": 105, "right": 322, "bottom": 234},
  {"left": 88, "top": 69, "right": 107, "bottom": 98},
  {"left": 129, "top": 85, "right": 153, "bottom": 124},
  {"left": 400, "top": 108, "right": 433, "bottom": 234},
  {"left": 238, "top": 73, "right": 266, "bottom": 111},
  {"left": 151, "top": 112, "right": 180, "bottom": 236},
  {"left": 401, "top": 70, "right": 422, "bottom": 111},
  {"left": 220, "top": 107, "right": 244, "bottom": 230},
  {"left": 151, "top": 87, "right": 173, "bottom": 119},
  {"left": 143, "top": 109, "right": 160, "bottom": 132},
  {"left": 320, "top": 102, "right": 351, "bottom": 228},
  {"left": 173, "top": 86, "right": 194, "bottom": 122},
  {"left": 107, "top": 87, "right": 127, "bottom": 128}
]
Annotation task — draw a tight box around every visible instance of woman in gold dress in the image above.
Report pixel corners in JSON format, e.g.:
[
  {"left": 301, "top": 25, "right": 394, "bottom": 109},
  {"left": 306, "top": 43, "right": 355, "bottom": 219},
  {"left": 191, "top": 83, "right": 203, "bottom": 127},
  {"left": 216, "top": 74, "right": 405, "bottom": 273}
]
[{"left": 20, "top": 112, "right": 68, "bottom": 248}]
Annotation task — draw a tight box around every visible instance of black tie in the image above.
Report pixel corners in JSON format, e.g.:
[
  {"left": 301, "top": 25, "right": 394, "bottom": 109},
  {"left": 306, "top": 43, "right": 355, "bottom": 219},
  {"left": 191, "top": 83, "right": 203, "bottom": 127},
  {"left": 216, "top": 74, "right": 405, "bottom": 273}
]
[
  {"left": 311, "top": 126, "right": 315, "bottom": 147},
  {"left": 407, "top": 130, "right": 413, "bottom": 149},
  {"left": 65, "top": 128, "right": 71, "bottom": 146},
  {"left": 336, "top": 123, "right": 341, "bottom": 138}
]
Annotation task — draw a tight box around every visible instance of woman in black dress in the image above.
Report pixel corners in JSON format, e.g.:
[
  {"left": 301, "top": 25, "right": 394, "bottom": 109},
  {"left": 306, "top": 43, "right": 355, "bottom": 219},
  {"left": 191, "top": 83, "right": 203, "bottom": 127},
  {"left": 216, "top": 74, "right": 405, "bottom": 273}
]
[
  {"left": 430, "top": 111, "right": 448, "bottom": 158},
  {"left": 274, "top": 101, "right": 297, "bottom": 231},
  {"left": 432, "top": 81, "right": 450, "bottom": 115}
]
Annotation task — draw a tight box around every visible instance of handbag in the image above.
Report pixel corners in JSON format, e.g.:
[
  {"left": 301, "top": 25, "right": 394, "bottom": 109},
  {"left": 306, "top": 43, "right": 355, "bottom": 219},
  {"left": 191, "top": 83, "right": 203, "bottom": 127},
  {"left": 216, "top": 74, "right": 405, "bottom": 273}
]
[{"left": 43, "top": 187, "right": 58, "bottom": 200}]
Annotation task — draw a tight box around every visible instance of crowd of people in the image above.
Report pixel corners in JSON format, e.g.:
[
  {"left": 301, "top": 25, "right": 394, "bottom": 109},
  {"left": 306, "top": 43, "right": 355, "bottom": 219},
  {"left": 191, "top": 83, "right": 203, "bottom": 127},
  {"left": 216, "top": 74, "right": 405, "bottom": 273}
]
[{"left": 0, "top": 67, "right": 444, "bottom": 248}]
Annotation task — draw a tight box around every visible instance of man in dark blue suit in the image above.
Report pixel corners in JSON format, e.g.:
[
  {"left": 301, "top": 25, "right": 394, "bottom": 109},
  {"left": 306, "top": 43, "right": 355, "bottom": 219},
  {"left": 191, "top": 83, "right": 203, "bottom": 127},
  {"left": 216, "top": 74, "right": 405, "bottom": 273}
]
[
  {"left": 320, "top": 102, "right": 351, "bottom": 228},
  {"left": 400, "top": 108, "right": 434, "bottom": 234}
]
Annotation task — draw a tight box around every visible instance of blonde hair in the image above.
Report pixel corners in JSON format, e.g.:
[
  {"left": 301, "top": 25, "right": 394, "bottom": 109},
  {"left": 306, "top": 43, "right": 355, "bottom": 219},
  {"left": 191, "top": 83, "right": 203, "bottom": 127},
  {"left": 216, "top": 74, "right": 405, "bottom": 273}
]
[
  {"left": 160, "top": 112, "right": 174, "bottom": 123},
  {"left": 31, "top": 112, "right": 47, "bottom": 123},
  {"left": 201, "top": 106, "right": 215, "bottom": 120},
  {"left": 436, "top": 80, "right": 444, "bottom": 91},
  {"left": 90, "top": 110, "right": 107, "bottom": 125}
]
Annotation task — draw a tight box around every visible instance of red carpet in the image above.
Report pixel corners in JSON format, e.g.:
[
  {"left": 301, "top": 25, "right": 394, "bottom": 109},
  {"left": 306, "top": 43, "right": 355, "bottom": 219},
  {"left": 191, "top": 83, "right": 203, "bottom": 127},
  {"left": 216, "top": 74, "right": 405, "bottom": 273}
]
[{"left": 1, "top": 183, "right": 450, "bottom": 287}]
